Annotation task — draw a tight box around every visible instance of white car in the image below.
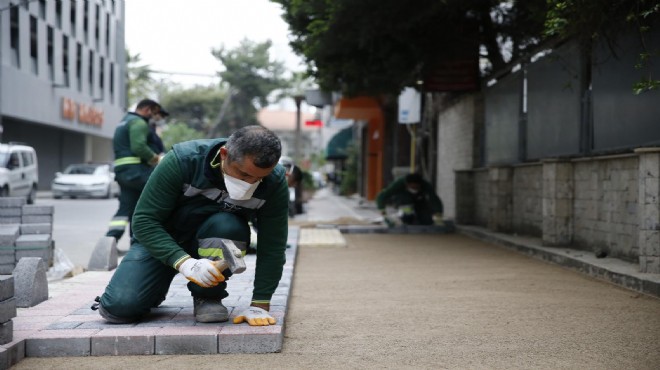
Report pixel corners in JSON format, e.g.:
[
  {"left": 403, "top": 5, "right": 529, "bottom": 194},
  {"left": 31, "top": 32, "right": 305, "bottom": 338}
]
[
  {"left": 51, "top": 163, "right": 119, "bottom": 199},
  {"left": 0, "top": 143, "right": 39, "bottom": 204}
]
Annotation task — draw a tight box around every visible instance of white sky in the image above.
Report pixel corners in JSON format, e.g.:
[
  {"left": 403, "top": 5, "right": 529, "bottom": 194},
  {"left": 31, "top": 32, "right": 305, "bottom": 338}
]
[{"left": 124, "top": 0, "right": 305, "bottom": 88}]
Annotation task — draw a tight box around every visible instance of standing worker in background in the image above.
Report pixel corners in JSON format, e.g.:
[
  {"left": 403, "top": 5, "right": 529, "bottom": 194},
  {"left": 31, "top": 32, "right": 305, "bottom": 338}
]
[
  {"left": 93, "top": 125, "right": 288, "bottom": 325},
  {"left": 376, "top": 173, "right": 444, "bottom": 226},
  {"left": 104, "top": 99, "right": 167, "bottom": 242}
]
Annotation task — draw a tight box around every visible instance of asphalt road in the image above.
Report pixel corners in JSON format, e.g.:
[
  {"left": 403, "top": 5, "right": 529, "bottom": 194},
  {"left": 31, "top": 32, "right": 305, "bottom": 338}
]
[{"left": 36, "top": 193, "right": 131, "bottom": 270}]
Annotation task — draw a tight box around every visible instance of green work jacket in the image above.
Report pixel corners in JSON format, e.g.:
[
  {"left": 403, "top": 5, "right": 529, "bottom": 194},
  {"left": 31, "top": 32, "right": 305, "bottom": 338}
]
[
  {"left": 113, "top": 112, "right": 158, "bottom": 164},
  {"left": 131, "top": 138, "right": 289, "bottom": 302}
]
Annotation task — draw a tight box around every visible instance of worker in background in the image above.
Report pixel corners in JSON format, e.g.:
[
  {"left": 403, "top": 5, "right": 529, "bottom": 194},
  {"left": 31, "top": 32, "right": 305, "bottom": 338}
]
[{"left": 376, "top": 173, "right": 444, "bottom": 227}]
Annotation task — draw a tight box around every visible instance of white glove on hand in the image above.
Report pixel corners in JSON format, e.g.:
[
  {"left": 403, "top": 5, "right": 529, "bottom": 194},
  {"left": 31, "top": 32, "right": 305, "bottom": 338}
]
[
  {"left": 178, "top": 258, "right": 224, "bottom": 288},
  {"left": 233, "top": 306, "right": 276, "bottom": 326},
  {"left": 432, "top": 213, "right": 445, "bottom": 227}
]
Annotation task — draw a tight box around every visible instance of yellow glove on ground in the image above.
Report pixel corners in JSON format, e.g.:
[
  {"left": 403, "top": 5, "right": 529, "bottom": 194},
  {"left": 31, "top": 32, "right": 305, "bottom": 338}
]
[
  {"left": 233, "top": 306, "right": 276, "bottom": 326},
  {"left": 432, "top": 213, "right": 444, "bottom": 226}
]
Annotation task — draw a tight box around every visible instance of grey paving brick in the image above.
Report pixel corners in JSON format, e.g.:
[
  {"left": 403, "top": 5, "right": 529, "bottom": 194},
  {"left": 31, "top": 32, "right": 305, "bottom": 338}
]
[
  {"left": 44, "top": 321, "right": 82, "bottom": 330},
  {"left": 0, "top": 264, "right": 14, "bottom": 275},
  {"left": 12, "top": 257, "right": 48, "bottom": 308},
  {"left": 0, "top": 218, "right": 21, "bottom": 225},
  {"left": 92, "top": 335, "right": 155, "bottom": 356},
  {"left": 21, "top": 215, "right": 52, "bottom": 224},
  {"left": 0, "top": 319, "right": 12, "bottom": 345},
  {"left": 21, "top": 206, "right": 54, "bottom": 216},
  {"left": 0, "top": 340, "right": 25, "bottom": 369},
  {"left": 26, "top": 337, "right": 91, "bottom": 357},
  {"left": 155, "top": 334, "right": 218, "bottom": 355},
  {"left": 0, "top": 298, "right": 16, "bottom": 323},
  {"left": 19, "top": 223, "right": 52, "bottom": 235},
  {"left": 0, "top": 276, "right": 13, "bottom": 302},
  {"left": 217, "top": 330, "right": 283, "bottom": 353},
  {"left": 0, "top": 209, "right": 21, "bottom": 217},
  {"left": 15, "top": 234, "right": 50, "bottom": 248},
  {"left": 0, "top": 198, "right": 25, "bottom": 208}
]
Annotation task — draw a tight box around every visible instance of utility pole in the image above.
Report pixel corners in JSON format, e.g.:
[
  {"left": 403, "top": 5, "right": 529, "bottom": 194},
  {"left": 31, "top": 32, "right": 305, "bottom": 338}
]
[{"left": 293, "top": 95, "right": 304, "bottom": 163}]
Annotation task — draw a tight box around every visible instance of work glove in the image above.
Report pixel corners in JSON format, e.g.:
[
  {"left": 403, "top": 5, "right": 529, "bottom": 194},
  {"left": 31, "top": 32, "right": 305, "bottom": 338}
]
[
  {"left": 177, "top": 258, "right": 224, "bottom": 288},
  {"left": 233, "top": 306, "right": 277, "bottom": 326},
  {"left": 432, "top": 213, "right": 445, "bottom": 227},
  {"left": 380, "top": 210, "right": 395, "bottom": 228}
]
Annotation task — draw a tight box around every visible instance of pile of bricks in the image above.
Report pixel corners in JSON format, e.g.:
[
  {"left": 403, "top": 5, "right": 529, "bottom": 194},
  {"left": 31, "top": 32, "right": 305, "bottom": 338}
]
[
  {"left": 0, "top": 275, "right": 16, "bottom": 345},
  {"left": 0, "top": 198, "right": 54, "bottom": 274}
]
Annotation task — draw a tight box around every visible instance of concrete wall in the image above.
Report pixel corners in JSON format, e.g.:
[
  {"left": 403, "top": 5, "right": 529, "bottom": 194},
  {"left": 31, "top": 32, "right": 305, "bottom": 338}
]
[
  {"left": 512, "top": 164, "right": 543, "bottom": 237},
  {"left": 572, "top": 156, "right": 639, "bottom": 261},
  {"left": 436, "top": 95, "right": 476, "bottom": 220}
]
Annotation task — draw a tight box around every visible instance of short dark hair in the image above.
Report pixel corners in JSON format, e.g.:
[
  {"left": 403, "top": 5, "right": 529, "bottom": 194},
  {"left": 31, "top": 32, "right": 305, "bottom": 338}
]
[
  {"left": 405, "top": 173, "right": 424, "bottom": 185},
  {"left": 136, "top": 99, "right": 161, "bottom": 111},
  {"left": 225, "top": 126, "right": 282, "bottom": 168}
]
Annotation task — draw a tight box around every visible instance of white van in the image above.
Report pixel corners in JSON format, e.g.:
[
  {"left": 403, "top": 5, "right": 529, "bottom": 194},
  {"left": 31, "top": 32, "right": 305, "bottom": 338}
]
[{"left": 0, "top": 143, "right": 39, "bottom": 204}]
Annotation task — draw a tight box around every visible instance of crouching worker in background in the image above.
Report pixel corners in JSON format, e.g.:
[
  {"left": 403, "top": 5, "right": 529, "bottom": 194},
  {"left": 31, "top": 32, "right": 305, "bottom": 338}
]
[
  {"left": 376, "top": 173, "right": 444, "bottom": 227},
  {"left": 92, "top": 126, "right": 289, "bottom": 326}
]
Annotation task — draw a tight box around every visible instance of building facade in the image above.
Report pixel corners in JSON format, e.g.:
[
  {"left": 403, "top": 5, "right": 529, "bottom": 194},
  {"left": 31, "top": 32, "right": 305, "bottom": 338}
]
[{"left": 0, "top": 0, "right": 126, "bottom": 189}]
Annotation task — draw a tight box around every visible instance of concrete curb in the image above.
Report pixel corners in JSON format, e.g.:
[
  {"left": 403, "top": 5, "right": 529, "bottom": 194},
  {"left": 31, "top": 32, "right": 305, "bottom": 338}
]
[{"left": 457, "top": 225, "right": 660, "bottom": 299}]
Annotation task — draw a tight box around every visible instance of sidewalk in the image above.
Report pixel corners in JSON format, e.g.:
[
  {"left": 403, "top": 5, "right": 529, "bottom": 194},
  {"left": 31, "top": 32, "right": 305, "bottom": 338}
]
[{"left": 3, "top": 187, "right": 660, "bottom": 367}]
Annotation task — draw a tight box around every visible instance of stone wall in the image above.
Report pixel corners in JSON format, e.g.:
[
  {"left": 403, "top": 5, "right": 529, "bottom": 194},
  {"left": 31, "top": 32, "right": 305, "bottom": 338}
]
[
  {"left": 473, "top": 169, "right": 490, "bottom": 227},
  {"left": 572, "top": 156, "right": 639, "bottom": 261},
  {"left": 512, "top": 164, "right": 543, "bottom": 237}
]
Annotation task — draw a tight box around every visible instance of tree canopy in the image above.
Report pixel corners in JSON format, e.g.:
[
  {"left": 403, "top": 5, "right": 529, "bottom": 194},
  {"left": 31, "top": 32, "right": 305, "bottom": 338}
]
[{"left": 272, "top": 0, "right": 658, "bottom": 96}]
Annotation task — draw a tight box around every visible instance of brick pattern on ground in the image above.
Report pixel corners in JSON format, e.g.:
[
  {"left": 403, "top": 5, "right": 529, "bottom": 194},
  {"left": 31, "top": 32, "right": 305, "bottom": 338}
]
[{"left": 0, "top": 227, "right": 298, "bottom": 365}]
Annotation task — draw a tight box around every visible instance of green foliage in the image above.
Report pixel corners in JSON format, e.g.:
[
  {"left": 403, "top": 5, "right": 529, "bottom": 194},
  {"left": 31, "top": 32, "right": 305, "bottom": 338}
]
[
  {"left": 159, "top": 86, "right": 228, "bottom": 134},
  {"left": 271, "top": 0, "right": 548, "bottom": 96},
  {"left": 159, "top": 122, "right": 206, "bottom": 151},
  {"left": 209, "top": 39, "right": 289, "bottom": 137},
  {"left": 301, "top": 171, "right": 315, "bottom": 191},
  {"left": 125, "top": 49, "right": 154, "bottom": 106},
  {"left": 545, "top": 0, "right": 659, "bottom": 94}
]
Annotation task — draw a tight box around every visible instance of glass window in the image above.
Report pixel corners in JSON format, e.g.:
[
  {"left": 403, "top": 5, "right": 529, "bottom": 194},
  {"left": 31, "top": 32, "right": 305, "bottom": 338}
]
[
  {"left": 62, "top": 35, "right": 69, "bottom": 87},
  {"left": 83, "top": 0, "right": 89, "bottom": 43},
  {"left": 55, "top": 0, "right": 62, "bottom": 27},
  {"left": 88, "top": 50, "right": 94, "bottom": 93},
  {"left": 10, "top": 6, "right": 20, "bottom": 68},
  {"left": 47, "top": 26, "right": 54, "bottom": 81},
  {"left": 21, "top": 152, "right": 33, "bottom": 166},
  {"left": 70, "top": 0, "right": 76, "bottom": 36},
  {"left": 30, "top": 16, "right": 38, "bottom": 74},
  {"left": 38, "top": 0, "right": 46, "bottom": 19},
  {"left": 76, "top": 43, "right": 83, "bottom": 91}
]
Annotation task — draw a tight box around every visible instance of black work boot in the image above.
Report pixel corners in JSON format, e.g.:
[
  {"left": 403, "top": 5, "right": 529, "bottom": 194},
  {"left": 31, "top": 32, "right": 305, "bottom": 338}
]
[{"left": 193, "top": 297, "right": 229, "bottom": 323}]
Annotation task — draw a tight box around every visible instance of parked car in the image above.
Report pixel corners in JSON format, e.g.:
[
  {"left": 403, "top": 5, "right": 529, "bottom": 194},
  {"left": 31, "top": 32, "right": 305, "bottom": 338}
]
[
  {"left": 51, "top": 163, "right": 119, "bottom": 199},
  {"left": 0, "top": 142, "right": 39, "bottom": 204}
]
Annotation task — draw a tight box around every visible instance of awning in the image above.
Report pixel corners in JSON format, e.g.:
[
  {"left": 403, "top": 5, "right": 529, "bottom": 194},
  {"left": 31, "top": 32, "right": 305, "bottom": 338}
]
[{"left": 326, "top": 127, "right": 353, "bottom": 160}]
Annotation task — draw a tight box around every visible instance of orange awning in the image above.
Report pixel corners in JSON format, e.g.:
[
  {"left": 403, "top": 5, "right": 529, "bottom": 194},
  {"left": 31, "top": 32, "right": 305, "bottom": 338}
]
[{"left": 334, "top": 97, "right": 381, "bottom": 121}]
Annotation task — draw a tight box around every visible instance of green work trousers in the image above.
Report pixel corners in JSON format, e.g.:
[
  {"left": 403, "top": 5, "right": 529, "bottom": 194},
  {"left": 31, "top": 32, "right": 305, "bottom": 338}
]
[
  {"left": 105, "top": 164, "right": 153, "bottom": 241},
  {"left": 99, "top": 212, "right": 250, "bottom": 322}
]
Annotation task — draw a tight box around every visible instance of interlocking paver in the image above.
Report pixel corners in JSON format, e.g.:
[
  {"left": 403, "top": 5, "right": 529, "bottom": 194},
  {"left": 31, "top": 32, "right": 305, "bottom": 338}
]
[{"left": 1, "top": 229, "right": 299, "bottom": 360}]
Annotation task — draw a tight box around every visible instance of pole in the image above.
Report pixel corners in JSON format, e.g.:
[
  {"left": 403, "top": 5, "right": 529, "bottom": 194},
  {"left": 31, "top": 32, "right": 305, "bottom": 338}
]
[
  {"left": 410, "top": 124, "right": 416, "bottom": 173},
  {"left": 293, "top": 95, "right": 304, "bottom": 163}
]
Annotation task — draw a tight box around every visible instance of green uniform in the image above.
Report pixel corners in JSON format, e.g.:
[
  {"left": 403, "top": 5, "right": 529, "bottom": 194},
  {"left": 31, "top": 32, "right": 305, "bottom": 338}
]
[
  {"left": 376, "top": 176, "right": 443, "bottom": 225},
  {"left": 98, "top": 139, "right": 289, "bottom": 321},
  {"left": 105, "top": 112, "right": 160, "bottom": 241}
]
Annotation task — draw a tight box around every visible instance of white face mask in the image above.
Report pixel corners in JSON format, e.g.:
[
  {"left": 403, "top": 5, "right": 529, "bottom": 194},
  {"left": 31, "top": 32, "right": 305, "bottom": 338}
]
[
  {"left": 224, "top": 173, "right": 260, "bottom": 200},
  {"left": 406, "top": 187, "right": 419, "bottom": 194}
]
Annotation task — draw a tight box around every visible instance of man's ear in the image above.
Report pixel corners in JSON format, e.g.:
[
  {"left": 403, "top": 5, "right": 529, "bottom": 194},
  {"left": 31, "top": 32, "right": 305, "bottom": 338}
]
[{"left": 219, "top": 146, "right": 228, "bottom": 161}]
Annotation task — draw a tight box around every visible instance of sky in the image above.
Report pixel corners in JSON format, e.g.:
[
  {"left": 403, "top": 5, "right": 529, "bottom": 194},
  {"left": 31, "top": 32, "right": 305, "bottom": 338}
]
[{"left": 124, "top": 0, "right": 304, "bottom": 88}]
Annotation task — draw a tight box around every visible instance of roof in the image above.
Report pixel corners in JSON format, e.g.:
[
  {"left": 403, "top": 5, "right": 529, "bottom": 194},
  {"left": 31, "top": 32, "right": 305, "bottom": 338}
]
[{"left": 257, "top": 109, "right": 318, "bottom": 132}]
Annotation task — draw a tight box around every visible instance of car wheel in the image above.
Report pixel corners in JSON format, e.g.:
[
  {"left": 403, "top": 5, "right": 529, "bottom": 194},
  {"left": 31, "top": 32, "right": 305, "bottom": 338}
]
[
  {"left": 53, "top": 195, "right": 62, "bottom": 199},
  {"left": 0, "top": 187, "right": 7, "bottom": 198},
  {"left": 26, "top": 185, "right": 36, "bottom": 204}
]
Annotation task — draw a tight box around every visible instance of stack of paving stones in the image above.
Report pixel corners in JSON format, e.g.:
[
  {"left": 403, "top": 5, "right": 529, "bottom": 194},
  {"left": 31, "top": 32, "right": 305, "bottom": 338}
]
[
  {"left": 0, "top": 276, "right": 16, "bottom": 347},
  {"left": 0, "top": 226, "right": 300, "bottom": 367},
  {"left": 0, "top": 198, "right": 54, "bottom": 274}
]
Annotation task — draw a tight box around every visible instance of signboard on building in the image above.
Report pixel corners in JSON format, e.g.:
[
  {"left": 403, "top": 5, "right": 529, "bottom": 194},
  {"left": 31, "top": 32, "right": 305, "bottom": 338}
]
[{"left": 398, "top": 87, "right": 421, "bottom": 124}]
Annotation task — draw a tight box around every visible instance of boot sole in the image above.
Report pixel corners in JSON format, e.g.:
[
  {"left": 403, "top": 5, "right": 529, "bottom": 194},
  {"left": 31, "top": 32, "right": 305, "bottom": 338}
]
[{"left": 195, "top": 312, "right": 229, "bottom": 323}]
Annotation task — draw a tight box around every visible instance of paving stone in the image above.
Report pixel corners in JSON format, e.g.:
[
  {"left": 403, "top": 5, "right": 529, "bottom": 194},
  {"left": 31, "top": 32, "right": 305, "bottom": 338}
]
[
  {"left": 0, "top": 298, "right": 16, "bottom": 323},
  {"left": 0, "top": 198, "right": 25, "bottom": 208},
  {"left": 21, "top": 215, "right": 52, "bottom": 224},
  {"left": 0, "top": 339, "right": 25, "bottom": 369},
  {"left": 0, "top": 264, "right": 14, "bottom": 275},
  {"left": 87, "top": 237, "right": 117, "bottom": 271},
  {"left": 92, "top": 334, "right": 155, "bottom": 356},
  {"left": 218, "top": 325, "right": 283, "bottom": 353},
  {"left": 19, "top": 223, "right": 52, "bottom": 235},
  {"left": 0, "top": 208, "right": 21, "bottom": 217},
  {"left": 26, "top": 337, "right": 91, "bottom": 357},
  {"left": 20, "top": 206, "right": 54, "bottom": 216},
  {"left": 155, "top": 328, "right": 219, "bottom": 355},
  {"left": 0, "top": 276, "right": 14, "bottom": 301},
  {"left": 0, "top": 320, "right": 12, "bottom": 345},
  {"left": 0, "top": 218, "right": 21, "bottom": 225},
  {"left": 44, "top": 321, "right": 82, "bottom": 330},
  {"left": 12, "top": 257, "right": 48, "bottom": 308},
  {"left": 298, "top": 228, "right": 347, "bottom": 247}
]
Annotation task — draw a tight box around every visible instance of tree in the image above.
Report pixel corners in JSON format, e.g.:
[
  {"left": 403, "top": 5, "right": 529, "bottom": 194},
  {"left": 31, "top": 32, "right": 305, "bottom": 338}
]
[
  {"left": 125, "top": 49, "right": 154, "bottom": 106},
  {"left": 159, "top": 85, "right": 227, "bottom": 134},
  {"left": 159, "top": 122, "right": 206, "bottom": 151},
  {"left": 209, "top": 39, "right": 289, "bottom": 137},
  {"left": 271, "top": 0, "right": 548, "bottom": 96}
]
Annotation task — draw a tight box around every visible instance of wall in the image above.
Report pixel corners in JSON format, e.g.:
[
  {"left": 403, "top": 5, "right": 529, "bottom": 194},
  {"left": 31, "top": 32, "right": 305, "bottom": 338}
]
[
  {"left": 512, "top": 164, "right": 543, "bottom": 236},
  {"left": 436, "top": 94, "right": 476, "bottom": 219},
  {"left": 572, "top": 156, "right": 639, "bottom": 261}
]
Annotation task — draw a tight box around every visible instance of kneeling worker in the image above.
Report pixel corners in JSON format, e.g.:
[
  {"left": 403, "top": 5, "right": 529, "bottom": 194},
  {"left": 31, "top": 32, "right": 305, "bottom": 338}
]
[
  {"left": 376, "top": 173, "right": 444, "bottom": 226},
  {"left": 93, "top": 126, "right": 289, "bottom": 326}
]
